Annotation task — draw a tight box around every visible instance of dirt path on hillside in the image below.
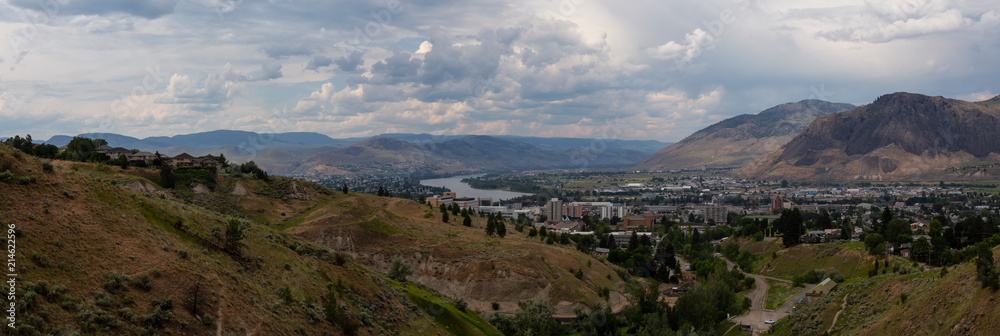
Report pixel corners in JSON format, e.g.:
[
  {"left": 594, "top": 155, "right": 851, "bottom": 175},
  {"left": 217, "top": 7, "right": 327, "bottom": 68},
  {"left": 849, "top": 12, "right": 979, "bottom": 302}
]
[{"left": 828, "top": 295, "right": 849, "bottom": 334}]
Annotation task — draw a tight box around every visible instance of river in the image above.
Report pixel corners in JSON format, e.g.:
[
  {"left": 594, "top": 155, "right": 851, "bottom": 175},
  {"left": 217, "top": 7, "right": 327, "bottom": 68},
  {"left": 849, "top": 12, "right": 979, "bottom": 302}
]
[{"left": 419, "top": 174, "right": 533, "bottom": 201}]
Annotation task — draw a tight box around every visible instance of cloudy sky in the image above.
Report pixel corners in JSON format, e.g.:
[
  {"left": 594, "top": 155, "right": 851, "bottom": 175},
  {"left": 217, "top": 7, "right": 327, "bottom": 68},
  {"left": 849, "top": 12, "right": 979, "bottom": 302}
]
[{"left": 1, "top": 0, "right": 998, "bottom": 142}]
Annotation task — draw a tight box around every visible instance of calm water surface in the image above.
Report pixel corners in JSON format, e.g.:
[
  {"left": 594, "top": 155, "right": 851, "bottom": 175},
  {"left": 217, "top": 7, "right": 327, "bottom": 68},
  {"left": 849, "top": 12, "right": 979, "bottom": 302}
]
[{"left": 419, "top": 174, "right": 533, "bottom": 201}]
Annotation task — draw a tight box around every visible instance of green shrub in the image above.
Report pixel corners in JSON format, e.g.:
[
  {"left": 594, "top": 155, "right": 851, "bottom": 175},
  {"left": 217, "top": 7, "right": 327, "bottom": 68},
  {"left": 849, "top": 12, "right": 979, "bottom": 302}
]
[
  {"left": 59, "top": 294, "right": 75, "bottom": 310},
  {"left": 0, "top": 170, "right": 13, "bottom": 182},
  {"left": 118, "top": 308, "right": 137, "bottom": 323},
  {"left": 17, "top": 175, "right": 37, "bottom": 184},
  {"left": 201, "top": 313, "right": 214, "bottom": 325},
  {"left": 133, "top": 274, "right": 153, "bottom": 291},
  {"left": 104, "top": 273, "right": 129, "bottom": 294},
  {"left": 30, "top": 251, "right": 50, "bottom": 267},
  {"left": 46, "top": 284, "right": 67, "bottom": 303},
  {"left": 279, "top": 285, "right": 295, "bottom": 304},
  {"left": 77, "top": 308, "right": 97, "bottom": 331},
  {"left": 492, "top": 302, "right": 500, "bottom": 310},
  {"left": 388, "top": 258, "right": 411, "bottom": 283},
  {"left": 95, "top": 291, "right": 113, "bottom": 308},
  {"left": 141, "top": 298, "right": 174, "bottom": 329},
  {"left": 454, "top": 298, "right": 468, "bottom": 312},
  {"left": 41, "top": 161, "right": 54, "bottom": 172},
  {"left": 178, "top": 249, "right": 189, "bottom": 259}
]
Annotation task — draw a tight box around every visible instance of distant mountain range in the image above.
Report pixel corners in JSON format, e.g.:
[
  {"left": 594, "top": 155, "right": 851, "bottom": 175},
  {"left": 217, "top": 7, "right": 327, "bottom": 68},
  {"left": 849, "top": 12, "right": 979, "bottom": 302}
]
[
  {"left": 637, "top": 99, "right": 857, "bottom": 170},
  {"left": 736, "top": 93, "right": 1000, "bottom": 180},
  {"left": 41, "top": 130, "right": 358, "bottom": 149},
  {"left": 288, "top": 135, "right": 652, "bottom": 175},
  {"left": 35, "top": 130, "right": 668, "bottom": 175}
]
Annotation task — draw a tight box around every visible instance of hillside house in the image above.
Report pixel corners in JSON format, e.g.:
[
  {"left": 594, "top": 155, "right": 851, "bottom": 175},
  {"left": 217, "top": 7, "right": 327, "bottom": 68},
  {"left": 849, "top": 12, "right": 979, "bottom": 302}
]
[
  {"left": 806, "top": 278, "right": 837, "bottom": 302},
  {"left": 167, "top": 153, "right": 221, "bottom": 168},
  {"left": 169, "top": 153, "right": 196, "bottom": 166},
  {"left": 127, "top": 151, "right": 156, "bottom": 164},
  {"left": 593, "top": 247, "right": 610, "bottom": 257},
  {"left": 802, "top": 230, "right": 827, "bottom": 244},
  {"left": 95, "top": 145, "right": 132, "bottom": 160}
]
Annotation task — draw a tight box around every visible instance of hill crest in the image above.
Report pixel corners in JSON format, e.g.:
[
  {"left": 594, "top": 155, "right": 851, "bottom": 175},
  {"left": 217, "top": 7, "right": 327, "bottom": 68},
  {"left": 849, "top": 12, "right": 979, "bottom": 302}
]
[
  {"left": 637, "top": 99, "right": 856, "bottom": 170},
  {"left": 737, "top": 92, "right": 1000, "bottom": 180}
]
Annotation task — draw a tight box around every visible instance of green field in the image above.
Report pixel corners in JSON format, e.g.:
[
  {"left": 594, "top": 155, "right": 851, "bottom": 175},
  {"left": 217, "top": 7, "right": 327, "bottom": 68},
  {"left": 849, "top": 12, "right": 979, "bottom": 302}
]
[{"left": 765, "top": 279, "right": 798, "bottom": 310}]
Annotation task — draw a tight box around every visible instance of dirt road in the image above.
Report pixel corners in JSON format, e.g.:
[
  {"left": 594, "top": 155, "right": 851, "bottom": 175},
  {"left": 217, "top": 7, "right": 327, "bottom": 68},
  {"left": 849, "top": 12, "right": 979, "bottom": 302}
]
[{"left": 724, "top": 258, "right": 815, "bottom": 333}]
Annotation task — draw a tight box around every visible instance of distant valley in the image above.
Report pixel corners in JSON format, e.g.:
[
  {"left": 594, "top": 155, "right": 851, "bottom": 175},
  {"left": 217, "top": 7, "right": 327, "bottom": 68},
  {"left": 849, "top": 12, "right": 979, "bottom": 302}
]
[{"left": 39, "top": 131, "right": 669, "bottom": 175}]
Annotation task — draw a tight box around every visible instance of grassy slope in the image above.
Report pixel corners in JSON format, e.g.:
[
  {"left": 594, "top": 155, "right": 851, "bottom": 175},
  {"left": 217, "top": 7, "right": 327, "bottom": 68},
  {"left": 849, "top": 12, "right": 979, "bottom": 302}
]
[
  {"left": 765, "top": 280, "right": 797, "bottom": 310},
  {"left": 769, "top": 250, "right": 1000, "bottom": 336},
  {"left": 744, "top": 240, "right": 876, "bottom": 281},
  {"left": 285, "top": 193, "right": 628, "bottom": 313},
  {"left": 0, "top": 145, "right": 496, "bottom": 335}
]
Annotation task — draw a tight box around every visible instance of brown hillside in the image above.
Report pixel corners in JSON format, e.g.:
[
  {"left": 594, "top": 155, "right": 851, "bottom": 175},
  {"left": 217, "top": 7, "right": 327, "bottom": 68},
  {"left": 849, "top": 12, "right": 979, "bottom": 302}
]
[
  {"left": 637, "top": 100, "right": 855, "bottom": 170},
  {"left": 775, "top": 247, "right": 1000, "bottom": 336},
  {"left": 0, "top": 145, "right": 497, "bottom": 335},
  {"left": 285, "top": 195, "right": 628, "bottom": 314},
  {"left": 737, "top": 93, "right": 1000, "bottom": 180}
]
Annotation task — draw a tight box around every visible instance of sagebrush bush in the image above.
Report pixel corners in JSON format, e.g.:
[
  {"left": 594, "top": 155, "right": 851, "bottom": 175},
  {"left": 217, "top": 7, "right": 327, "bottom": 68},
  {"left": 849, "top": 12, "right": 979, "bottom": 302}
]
[
  {"left": 133, "top": 274, "right": 153, "bottom": 291},
  {"left": 201, "top": 313, "right": 214, "bottom": 325},
  {"left": 104, "top": 273, "right": 129, "bottom": 294}
]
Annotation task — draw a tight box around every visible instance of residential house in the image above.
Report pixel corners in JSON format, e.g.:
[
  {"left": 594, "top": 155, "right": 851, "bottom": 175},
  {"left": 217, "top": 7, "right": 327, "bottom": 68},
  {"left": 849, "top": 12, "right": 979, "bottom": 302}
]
[
  {"left": 806, "top": 278, "right": 837, "bottom": 302},
  {"left": 95, "top": 145, "right": 132, "bottom": 160},
  {"left": 127, "top": 151, "right": 156, "bottom": 164},
  {"left": 170, "top": 153, "right": 196, "bottom": 167}
]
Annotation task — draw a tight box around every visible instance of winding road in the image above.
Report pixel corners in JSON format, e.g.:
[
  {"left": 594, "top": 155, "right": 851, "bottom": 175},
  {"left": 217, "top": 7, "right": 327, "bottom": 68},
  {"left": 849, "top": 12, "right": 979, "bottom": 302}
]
[{"left": 723, "top": 258, "right": 816, "bottom": 333}]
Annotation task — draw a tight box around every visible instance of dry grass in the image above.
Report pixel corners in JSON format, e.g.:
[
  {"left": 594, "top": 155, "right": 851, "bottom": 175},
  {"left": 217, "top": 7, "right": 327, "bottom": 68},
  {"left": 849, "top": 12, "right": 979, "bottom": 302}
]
[
  {"left": 287, "top": 194, "right": 627, "bottom": 313},
  {"left": 0, "top": 144, "right": 493, "bottom": 335}
]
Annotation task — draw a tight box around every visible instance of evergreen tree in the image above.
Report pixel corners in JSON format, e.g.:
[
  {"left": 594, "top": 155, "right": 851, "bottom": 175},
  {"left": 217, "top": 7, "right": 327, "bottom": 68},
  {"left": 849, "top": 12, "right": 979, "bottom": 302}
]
[
  {"left": 875, "top": 207, "right": 893, "bottom": 235},
  {"left": 778, "top": 208, "right": 803, "bottom": 247},
  {"left": 217, "top": 153, "right": 229, "bottom": 168},
  {"left": 486, "top": 218, "right": 496, "bottom": 236},
  {"left": 912, "top": 237, "right": 931, "bottom": 263},
  {"left": 442, "top": 211, "right": 449, "bottom": 223},
  {"left": 496, "top": 220, "right": 506, "bottom": 238},
  {"left": 463, "top": 214, "right": 472, "bottom": 227},
  {"left": 840, "top": 219, "right": 851, "bottom": 240},
  {"left": 816, "top": 209, "right": 833, "bottom": 229},
  {"left": 976, "top": 243, "right": 999, "bottom": 290},
  {"left": 159, "top": 164, "right": 176, "bottom": 189},
  {"left": 342, "top": 183, "right": 349, "bottom": 194},
  {"left": 225, "top": 219, "right": 244, "bottom": 253}
]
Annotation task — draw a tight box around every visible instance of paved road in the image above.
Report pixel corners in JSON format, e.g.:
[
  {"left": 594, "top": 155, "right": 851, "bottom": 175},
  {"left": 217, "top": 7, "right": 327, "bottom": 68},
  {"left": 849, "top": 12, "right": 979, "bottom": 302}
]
[{"left": 723, "top": 258, "right": 815, "bottom": 333}]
